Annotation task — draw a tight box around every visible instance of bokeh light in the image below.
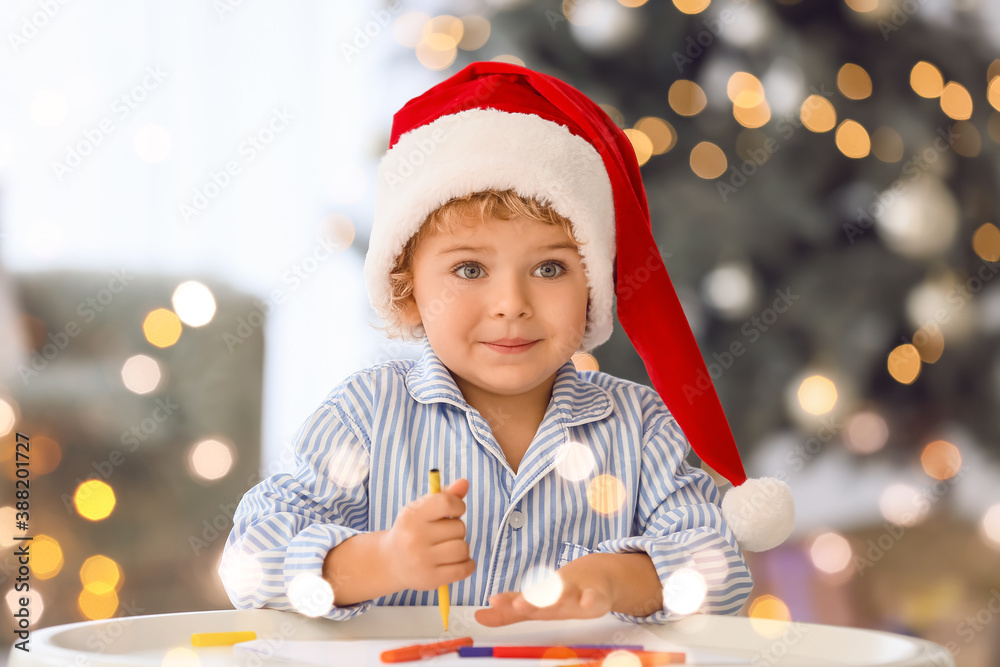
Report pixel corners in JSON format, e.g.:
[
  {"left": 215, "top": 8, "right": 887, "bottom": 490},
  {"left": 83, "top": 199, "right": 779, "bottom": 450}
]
[
  {"left": 835, "top": 119, "right": 871, "bottom": 158},
  {"left": 143, "top": 308, "right": 183, "bottom": 348},
  {"left": 0, "top": 398, "right": 16, "bottom": 437},
  {"left": 702, "top": 264, "right": 756, "bottom": 318},
  {"left": 0, "top": 508, "right": 19, "bottom": 547},
  {"left": 809, "top": 532, "right": 853, "bottom": 574},
  {"left": 981, "top": 503, "right": 1000, "bottom": 550},
  {"left": 801, "top": 95, "right": 836, "bottom": 133},
  {"left": 749, "top": 595, "right": 792, "bottom": 637},
  {"left": 728, "top": 72, "right": 766, "bottom": 107},
  {"left": 78, "top": 587, "right": 118, "bottom": 620},
  {"left": 30, "top": 535, "right": 64, "bottom": 580},
  {"left": 392, "top": 12, "right": 431, "bottom": 48},
  {"left": 940, "top": 82, "right": 973, "bottom": 120},
  {"left": 5, "top": 589, "right": 43, "bottom": 626},
  {"left": 171, "top": 281, "right": 217, "bottom": 327},
  {"left": 634, "top": 117, "right": 676, "bottom": 155},
  {"left": 871, "top": 126, "right": 904, "bottom": 162},
  {"left": 734, "top": 100, "right": 771, "bottom": 129},
  {"left": 219, "top": 551, "right": 264, "bottom": 600},
  {"left": 988, "top": 76, "right": 1000, "bottom": 112},
  {"left": 25, "top": 434, "right": 61, "bottom": 476},
  {"left": 121, "top": 354, "right": 162, "bottom": 394},
  {"left": 161, "top": 647, "right": 200, "bottom": 667},
  {"left": 662, "top": 567, "right": 707, "bottom": 615},
  {"left": 913, "top": 324, "right": 944, "bottom": 364},
  {"left": 458, "top": 15, "right": 490, "bottom": 50},
  {"left": 586, "top": 474, "right": 627, "bottom": 516},
  {"left": 521, "top": 567, "right": 563, "bottom": 608},
  {"left": 287, "top": 574, "right": 334, "bottom": 617},
  {"left": 74, "top": 480, "right": 116, "bottom": 521},
  {"left": 880, "top": 483, "right": 930, "bottom": 527},
  {"left": 188, "top": 439, "right": 235, "bottom": 481},
  {"left": 797, "top": 375, "right": 838, "bottom": 415},
  {"left": 888, "top": 344, "right": 921, "bottom": 384},
  {"left": 326, "top": 442, "right": 368, "bottom": 488},
  {"left": 844, "top": 411, "right": 889, "bottom": 454},
  {"left": 920, "top": 440, "right": 962, "bottom": 480},
  {"left": 623, "top": 128, "right": 653, "bottom": 166},
  {"left": 973, "top": 222, "right": 1000, "bottom": 262},
  {"left": 668, "top": 80, "right": 707, "bottom": 116},
  {"left": 554, "top": 440, "right": 597, "bottom": 482},
  {"left": 690, "top": 141, "right": 727, "bottom": 179},
  {"left": 80, "top": 555, "right": 123, "bottom": 593},
  {"left": 673, "top": 0, "right": 710, "bottom": 14},
  {"left": 837, "top": 63, "right": 872, "bottom": 100},
  {"left": 910, "top": 61, "right": 944, "bottom": 98}
]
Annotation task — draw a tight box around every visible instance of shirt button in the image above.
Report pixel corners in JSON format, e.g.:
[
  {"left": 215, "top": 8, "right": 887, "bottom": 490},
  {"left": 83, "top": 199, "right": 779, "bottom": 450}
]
[{"left": 508, "top": 510, "right": 525, "bottom": 529}]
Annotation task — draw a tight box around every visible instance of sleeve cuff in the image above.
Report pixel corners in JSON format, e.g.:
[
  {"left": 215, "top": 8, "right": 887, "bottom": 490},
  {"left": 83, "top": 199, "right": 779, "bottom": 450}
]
[{"left": 284, "top": 523, "right": 377, "bottom": 620}]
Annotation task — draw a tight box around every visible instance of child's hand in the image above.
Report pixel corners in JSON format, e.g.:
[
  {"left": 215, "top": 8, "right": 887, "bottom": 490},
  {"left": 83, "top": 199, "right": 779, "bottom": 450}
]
[
  {"left": 380, "top": 478, "right": 476, "bottom": 592},
  {"left": 474, "top": 556, "right": 614, "bottom": 627}
]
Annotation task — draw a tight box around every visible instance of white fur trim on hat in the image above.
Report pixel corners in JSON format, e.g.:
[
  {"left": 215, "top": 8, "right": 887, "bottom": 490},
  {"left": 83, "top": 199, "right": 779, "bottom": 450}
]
[
  {"left": 720, "top": 477, "right": 795, "bottom": 552},
  {"left": 364, "top": 108, "right": 616, "bottom": 353}
]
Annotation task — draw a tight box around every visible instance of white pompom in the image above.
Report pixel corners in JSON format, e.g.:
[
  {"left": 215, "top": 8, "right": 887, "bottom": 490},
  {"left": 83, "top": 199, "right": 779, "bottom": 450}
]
[{"left": 720, "top": 477, "right": 795, "bottom": 552}]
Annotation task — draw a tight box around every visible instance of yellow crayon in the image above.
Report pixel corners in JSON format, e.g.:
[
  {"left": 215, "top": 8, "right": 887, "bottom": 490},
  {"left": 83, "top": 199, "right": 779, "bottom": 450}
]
[
  {"left": 191, "top": 631, "right": 257, "bottom": 647},
  {"left": 428, "top": 468, "right": 450, "bottom": 631}
]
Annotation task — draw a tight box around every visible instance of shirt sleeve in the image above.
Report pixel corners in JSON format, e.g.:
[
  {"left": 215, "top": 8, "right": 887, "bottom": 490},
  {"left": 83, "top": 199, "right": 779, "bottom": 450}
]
[
  {"left": 219, "top": 384, "right": 376, "bottom": 620},
  {"left": 557, "top": 414, "right": 754, "bottom": 625}
]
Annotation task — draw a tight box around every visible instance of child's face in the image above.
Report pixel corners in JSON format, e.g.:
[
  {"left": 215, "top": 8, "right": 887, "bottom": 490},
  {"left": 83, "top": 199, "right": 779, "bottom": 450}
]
[{"left": 402, "top": 213, "right": 590, "bottom": 404}]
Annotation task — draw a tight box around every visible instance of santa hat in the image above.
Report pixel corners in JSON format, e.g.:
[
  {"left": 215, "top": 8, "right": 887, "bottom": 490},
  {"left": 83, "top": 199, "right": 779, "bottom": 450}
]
[{"left": 363, "top": 61, "right": 794, "bottom": 552}]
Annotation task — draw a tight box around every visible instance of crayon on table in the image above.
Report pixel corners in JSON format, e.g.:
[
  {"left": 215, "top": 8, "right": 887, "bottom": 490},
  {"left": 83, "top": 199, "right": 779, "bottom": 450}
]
[
  {"left": 380, "top": 637, "right": 474, "bottom": 663},
  {"left": 563, "top": 650, "right": 687, "bottom": 667},
  {"left": 457, "top": 645, "right": 645, "bottom": 658},
  {"left": 190, "top": 631, "right": 257, "bottom": 647},
  {"left": 427, "top": 468, "right": 449, "bottom": 631}
]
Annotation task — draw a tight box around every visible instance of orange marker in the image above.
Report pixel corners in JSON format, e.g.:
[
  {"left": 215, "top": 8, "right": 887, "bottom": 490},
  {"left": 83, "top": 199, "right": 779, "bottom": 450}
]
[{"left": 379, "top": 636, "right": 474, "bottom": 663}]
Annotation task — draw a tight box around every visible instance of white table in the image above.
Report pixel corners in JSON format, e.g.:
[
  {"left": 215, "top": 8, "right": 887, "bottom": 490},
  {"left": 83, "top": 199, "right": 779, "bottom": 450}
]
[{"left": 8, "top": 607, "right": 954, "bottom": 667}]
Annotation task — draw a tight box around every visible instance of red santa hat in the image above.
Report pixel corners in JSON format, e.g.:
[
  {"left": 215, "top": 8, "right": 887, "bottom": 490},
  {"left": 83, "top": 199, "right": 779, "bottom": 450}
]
[{"left": 364, "top": 61, "right": 794, "bottom": 552}]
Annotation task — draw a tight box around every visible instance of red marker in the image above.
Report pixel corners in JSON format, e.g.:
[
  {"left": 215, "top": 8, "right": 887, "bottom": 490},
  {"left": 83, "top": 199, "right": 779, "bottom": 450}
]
[
  {"left": 564, "top": 651, "right": 687, "bottom": 667},
  {"left": 379, "top": 637, "right": 474, "bottom": 663}
]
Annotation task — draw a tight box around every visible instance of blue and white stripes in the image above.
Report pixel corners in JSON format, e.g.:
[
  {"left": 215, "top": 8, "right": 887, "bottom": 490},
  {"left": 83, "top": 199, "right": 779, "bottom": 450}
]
[{"left": 221, "top": 339, "right": 753, "bottom": 623}]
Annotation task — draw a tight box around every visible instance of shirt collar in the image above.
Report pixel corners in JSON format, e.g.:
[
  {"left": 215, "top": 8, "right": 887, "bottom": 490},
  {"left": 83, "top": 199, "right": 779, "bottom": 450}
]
[{"left": 405, "top": 338, "right": 613, "bottom": 428}]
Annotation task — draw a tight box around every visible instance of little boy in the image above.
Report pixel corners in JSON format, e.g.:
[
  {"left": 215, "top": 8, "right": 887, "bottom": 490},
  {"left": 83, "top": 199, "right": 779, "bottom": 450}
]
[{"left": 221, "top": 62, "right": 791, "bottom": 626}]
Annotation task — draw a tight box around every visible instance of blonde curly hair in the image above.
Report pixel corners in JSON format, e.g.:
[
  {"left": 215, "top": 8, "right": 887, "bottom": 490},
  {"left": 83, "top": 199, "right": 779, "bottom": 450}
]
[{"left": 371, "top": 188, "right": 589, "bottom": 343}]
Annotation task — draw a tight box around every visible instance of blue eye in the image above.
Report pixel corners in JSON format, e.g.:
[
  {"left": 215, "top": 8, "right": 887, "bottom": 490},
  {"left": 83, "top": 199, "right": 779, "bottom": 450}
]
[
  {"left": 454, "top": 263, "right": 483, "bottom": 280},
  {"left": 451, "top": 261, "right": 567, "bottom": 282}
]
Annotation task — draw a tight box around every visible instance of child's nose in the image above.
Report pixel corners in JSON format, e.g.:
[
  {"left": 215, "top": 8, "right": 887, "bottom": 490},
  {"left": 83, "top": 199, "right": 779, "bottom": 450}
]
[{"left": 489, "top": 274, "right": 533, "bottom": 318}]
